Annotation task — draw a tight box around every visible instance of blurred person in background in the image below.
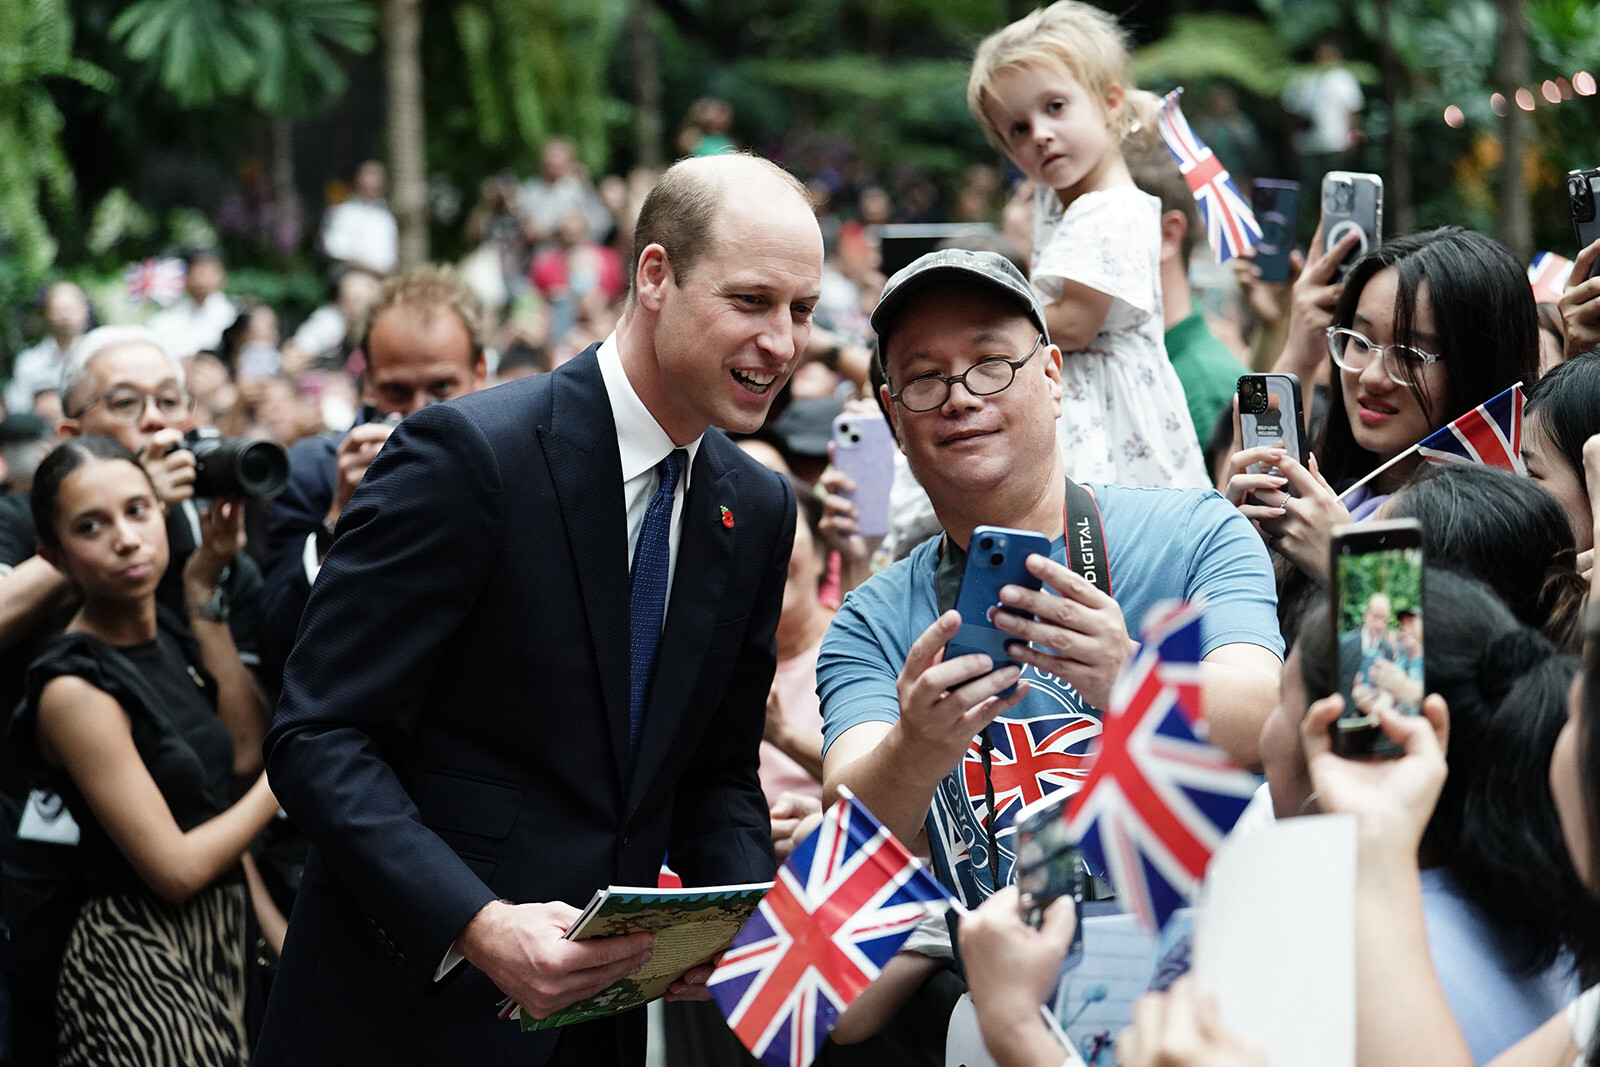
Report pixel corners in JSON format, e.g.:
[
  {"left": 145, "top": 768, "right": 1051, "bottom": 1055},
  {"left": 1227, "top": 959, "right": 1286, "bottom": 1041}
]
[
  {"left": 320, "top": 161, "right": 398, "bottom": 277},
  {"left": 282, "top": 268, "right": 383, "bottom": 376},
  {"left": 530, "top": 208, "right": 624, "bottom": 348},
  {"left": 8, "top": 283, "right": 90, "bottom": 416},
  {"left": 146, "top": 251, "right": 236, "bottom": 362},
  {"left": 520, "top": 137, "right": 611, "bottom": 249}
]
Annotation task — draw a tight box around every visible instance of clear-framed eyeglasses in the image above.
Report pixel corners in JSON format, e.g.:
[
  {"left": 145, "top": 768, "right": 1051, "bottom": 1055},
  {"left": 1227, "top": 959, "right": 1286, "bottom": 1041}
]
[
  {"left": 888, "top": 335, "right": 1044, "bottom": 413},
  {"left": 1325, "top": 326, "right": 1443, "bottom": 387},
  {"left": 73, "top": 387, "right": 194, "bottom": 424}
]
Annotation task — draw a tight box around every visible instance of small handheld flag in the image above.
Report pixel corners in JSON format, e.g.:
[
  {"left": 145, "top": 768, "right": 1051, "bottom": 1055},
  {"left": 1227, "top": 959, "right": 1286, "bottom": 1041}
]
[
  {"left": 1529, "top": 252, "right": 1574, "bottom": 305},
  {"left": 124, "top": 257, "right": 187, "bottom": 307},
  {"left": 1155, "top": 88, "right": 1262, "bottom": 263},
  {"left": 1064, "top": 600, "right": 1257, "bottom": 932},
  {"left": 1415, "top": 383, "right": 1524, "bottom": 474},
  {"left": 709, "top": 790, "right": 953, "bottom": 1067}
]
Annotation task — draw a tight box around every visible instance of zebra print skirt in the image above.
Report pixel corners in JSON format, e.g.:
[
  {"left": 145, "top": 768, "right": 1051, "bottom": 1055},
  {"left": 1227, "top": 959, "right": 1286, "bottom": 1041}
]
[{"left": 57, "top": 881, "right": 250, "bottom": 1067}]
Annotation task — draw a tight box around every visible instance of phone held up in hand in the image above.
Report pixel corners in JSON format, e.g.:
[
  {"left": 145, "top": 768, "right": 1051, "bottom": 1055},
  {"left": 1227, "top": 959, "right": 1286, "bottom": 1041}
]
[
  {"left": 1320, "top": 171, "right": 1383, "bottom": 281},
  {"left": 830, "top": 412, "right": 897, "bottom": 540},
  {"left": 1237, "top": 373, "right": 1306, "bottom": 483},
  {"left": 1329, "top": 519, "right": 1425, "bottom": 759},
  {"left": 1566, "top": 168, "right": 1600, "bottom": 280},
  {"left": 1012, "top": 792, "right": 1086, "bottom": 966},
  {"left": 1250, "top": 179, "right": 1300, "bottom": 284},
  {"left": 948, "top": 526, "right": 1050, "bottom": 681}
]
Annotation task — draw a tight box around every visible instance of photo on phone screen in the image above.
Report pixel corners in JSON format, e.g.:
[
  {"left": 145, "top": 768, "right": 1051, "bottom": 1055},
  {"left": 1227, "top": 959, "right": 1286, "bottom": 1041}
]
[
  {"left": 1330, "top": 520, "right": 1424, "bottom": 758},
  {"left": 1012, "top": 792, "right": 1086, "bottom": 966}
]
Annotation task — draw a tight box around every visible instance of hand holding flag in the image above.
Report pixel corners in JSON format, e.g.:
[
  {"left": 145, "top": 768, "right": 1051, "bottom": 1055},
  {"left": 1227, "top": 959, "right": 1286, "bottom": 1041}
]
[
  {"left": 709, "top": 789, "right": 953, "bottom": 1067},
  {"left": 1063, "top": 600, "right": 1257, "bottom": 933},
  {"left": 1155, "top": 88, "right": 1262, "bottom": 263}
]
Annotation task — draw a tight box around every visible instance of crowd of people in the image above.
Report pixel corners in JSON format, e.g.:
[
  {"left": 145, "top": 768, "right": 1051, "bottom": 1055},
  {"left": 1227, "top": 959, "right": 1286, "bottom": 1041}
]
[{"left": 6, "top": 1, "right": 1600, "bottom": 1066}]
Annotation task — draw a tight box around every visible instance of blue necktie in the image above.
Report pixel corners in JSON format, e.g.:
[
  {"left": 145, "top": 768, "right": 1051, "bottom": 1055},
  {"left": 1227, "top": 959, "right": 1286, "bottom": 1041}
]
[{"left": 628, "top": 448, "right": 687, "bottom": 751}]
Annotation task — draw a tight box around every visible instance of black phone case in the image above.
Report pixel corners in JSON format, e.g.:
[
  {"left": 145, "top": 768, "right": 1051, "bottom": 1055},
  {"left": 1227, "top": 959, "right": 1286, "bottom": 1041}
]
[{"left": 1251, "top": 180, "right": 1299, "bottom": 283}]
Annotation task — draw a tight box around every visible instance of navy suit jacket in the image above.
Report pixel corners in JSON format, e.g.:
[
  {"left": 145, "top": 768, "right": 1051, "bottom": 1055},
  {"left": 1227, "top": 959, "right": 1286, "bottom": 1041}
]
[{"left": 254, "top": 348, "right": 792, "bottom": 1066}]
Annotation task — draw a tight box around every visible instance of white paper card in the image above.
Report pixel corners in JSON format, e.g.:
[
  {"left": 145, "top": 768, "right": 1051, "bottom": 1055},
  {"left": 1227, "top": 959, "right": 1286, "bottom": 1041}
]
[{"left": 1192, "top": 812, "right": 1357, "bottom": 1067}]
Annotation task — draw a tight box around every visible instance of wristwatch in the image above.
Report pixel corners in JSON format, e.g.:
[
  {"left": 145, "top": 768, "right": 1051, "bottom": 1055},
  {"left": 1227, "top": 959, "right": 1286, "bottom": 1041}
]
[{"left": 188, "top": 584, "right": 231, "bottom": 623}]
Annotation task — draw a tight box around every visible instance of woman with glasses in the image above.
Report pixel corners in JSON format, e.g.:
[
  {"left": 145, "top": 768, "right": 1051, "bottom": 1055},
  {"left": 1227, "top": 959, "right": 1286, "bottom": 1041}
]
[{"left": 1223, "top": 227, "right": 1538, "bottom": 585}]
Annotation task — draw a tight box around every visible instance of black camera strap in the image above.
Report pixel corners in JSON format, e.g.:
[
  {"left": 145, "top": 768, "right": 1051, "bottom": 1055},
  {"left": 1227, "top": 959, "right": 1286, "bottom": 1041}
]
[{"left": 932, "top": 480, "right": 1111, "bottom": 891}]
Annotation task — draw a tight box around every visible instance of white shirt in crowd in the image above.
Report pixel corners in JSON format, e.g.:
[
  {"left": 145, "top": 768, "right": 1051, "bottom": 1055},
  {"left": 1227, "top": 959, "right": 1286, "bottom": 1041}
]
[
  {"left": 6, "top": 336, "right": 70, "bottom": 412},
  {"left": 321, "top": 197, "right": 399, "bottom": 274},
  {"left": 146, "top": 292, "right": 238, "bottom": 360},
  {"left": 1283, "top": 66, "right": 1364, "bottom": 155}
]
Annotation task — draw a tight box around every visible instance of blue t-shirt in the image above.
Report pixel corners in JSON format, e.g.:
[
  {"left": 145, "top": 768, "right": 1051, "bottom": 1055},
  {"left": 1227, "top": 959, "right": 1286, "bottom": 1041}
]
[{"left": 817, "top": 484, "right": 1283, "bottom": 906}]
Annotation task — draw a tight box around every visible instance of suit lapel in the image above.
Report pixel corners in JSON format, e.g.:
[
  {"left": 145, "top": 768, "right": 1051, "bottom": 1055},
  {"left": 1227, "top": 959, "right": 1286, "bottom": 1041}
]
[
  {"left": 626, "top": 442, "right": 737, "bottom": 815},
  {"left": 537, "top": 348, "right": 635, "bottom": 790}
]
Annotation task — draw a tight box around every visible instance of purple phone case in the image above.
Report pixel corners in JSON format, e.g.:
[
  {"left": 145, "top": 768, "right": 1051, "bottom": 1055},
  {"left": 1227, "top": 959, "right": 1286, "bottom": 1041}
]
[{"left": 832, "top": 413, "right": 896, "bottom": 539}]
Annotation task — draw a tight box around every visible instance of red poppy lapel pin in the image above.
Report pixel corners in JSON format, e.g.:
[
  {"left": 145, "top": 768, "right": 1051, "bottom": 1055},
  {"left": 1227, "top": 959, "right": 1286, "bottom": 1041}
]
[{"left": 720, "top": 505, "right": 734, "bottom": 529}]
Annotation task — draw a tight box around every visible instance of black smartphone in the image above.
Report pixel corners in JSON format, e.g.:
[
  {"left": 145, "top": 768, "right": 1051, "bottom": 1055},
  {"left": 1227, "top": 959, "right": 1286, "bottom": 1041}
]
[
  {"left": 1250, "top": 179, "right": 1299, "bottom": 283},
  {"left": 948, "top": 526, "right": 1049, "bottom": 674},
  {"left": 1567, "top": 168, "right": 1600, "bottom": 280},
  {"left": 1012, "top": 792, "right": 1086, "bottom": 971},
  {"left": 1320, "top": 171, "right": 1383, "bottom": 281},
  {"left": 1237, "top": 373, "right": 1305, "bottom": 481},
  {"left": 1329, "top": 520, "right": 1425, "bottom": 759}
]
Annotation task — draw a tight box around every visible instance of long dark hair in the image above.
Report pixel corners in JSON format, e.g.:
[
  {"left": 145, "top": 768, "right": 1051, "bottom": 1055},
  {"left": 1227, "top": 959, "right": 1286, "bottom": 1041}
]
[
  {"left": 31, "top": 437, "right": 151, "bottom": 554},
  {"left": 1384, "top": 463, "right": 1586, "bottom": 650},
  {"left": 1315, "top": 228, "right": 1538, "bottom": 490},
  {"left": 1301, "top": 571, "right": 1591, "bottom": 977},
  {"left": 1526, "top": 350, "right": 1600, "bottom": 500}
]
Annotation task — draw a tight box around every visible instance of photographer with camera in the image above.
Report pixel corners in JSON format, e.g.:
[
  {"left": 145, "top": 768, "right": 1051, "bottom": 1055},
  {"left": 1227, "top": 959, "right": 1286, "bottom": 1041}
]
[
  {"left": 0, "top": 325, "right": 270, "bottom": 1066},
  {"left": 259, "top": 267, "right": 488, "bottom": 694}
]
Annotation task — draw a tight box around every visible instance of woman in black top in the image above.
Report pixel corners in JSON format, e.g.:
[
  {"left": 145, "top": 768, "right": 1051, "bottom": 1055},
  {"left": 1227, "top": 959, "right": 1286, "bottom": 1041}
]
[{"left": 10, "top": 437, "right": 277, "bottom": 1066}]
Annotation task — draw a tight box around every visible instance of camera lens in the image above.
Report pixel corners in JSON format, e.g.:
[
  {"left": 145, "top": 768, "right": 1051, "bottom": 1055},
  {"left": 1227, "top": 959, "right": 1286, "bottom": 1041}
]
[
  {"left": 979, "top": 537, "right": 993, "bottom": 552},
  {"left": 990, "top": 553, "right": 1004, "bottom": 567},
  {"left": 849, "top": 432, "right": 860, "bottom": 444}
]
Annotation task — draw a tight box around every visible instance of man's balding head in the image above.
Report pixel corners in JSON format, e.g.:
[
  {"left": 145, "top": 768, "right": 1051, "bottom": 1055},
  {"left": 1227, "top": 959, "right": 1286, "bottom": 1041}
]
[{"left": 627, "top": 153, "right": 812, "bottom": 304}]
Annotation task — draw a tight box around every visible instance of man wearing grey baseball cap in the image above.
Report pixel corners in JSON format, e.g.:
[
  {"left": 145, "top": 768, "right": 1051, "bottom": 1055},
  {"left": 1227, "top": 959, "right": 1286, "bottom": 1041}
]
[{"left": 814, "top": 248, "right": 1283, "bottom": 908}]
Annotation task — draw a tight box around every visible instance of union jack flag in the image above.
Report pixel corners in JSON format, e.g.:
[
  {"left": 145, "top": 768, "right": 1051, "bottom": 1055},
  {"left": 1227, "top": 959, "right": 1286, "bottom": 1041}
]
[
  {"left": 123, "top": 257, "right": 187, "bottom": 307},
  {"left": 709, "top": 791, "right": 953, "bottom": 1067},
  {"left": 960, "top": 714, "right": 1097, "bottom": 828},
  {"left": 1156, "top": 88, "right": 1262, "bottom": 263},
  {"left": 1064, "top": 600, "right": 1256, "bottom": 932},
  {"left": 1529, "top": 252, "right": 1574, "bottom": 304},
  {"left": 1416, "top": 383, "right": 1524, "bottom": 474}
]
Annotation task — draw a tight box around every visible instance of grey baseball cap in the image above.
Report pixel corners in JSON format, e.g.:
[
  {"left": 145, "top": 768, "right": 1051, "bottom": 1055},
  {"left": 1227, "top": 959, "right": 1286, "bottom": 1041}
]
[{"left": 870, "top": 248, "right": 1050, "bottom": 354}]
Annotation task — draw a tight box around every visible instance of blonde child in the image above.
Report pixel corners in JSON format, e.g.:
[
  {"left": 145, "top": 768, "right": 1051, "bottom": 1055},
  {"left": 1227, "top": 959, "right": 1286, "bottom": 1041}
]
[{"left": 968, "top": 1, "right": 1208, "bottom": 488}]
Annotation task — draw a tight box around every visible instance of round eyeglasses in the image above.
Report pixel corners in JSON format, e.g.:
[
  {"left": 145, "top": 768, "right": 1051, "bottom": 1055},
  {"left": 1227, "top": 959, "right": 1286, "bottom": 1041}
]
[
  {"left": 73, "top": 387, "right": 194, "bottom": 424},
  {"left": 1326, "top": 326, "right": 1443, "bottom": 387},
  {"left": 888, "top": 335, "right": 1044, "bottom": 413}
]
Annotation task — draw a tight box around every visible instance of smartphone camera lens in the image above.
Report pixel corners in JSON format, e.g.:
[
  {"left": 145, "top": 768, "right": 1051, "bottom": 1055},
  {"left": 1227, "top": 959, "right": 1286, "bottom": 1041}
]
[
  {"left": 990, "top": 553, "right": 1005, "bottom": 567},
  {"left": 979, "top": 537, "right": 994, "bottom": 552}
]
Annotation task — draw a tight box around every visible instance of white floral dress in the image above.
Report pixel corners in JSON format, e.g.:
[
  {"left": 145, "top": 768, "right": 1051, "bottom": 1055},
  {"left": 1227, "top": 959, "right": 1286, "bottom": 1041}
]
[{"left": 1032, "top": 185, "right": 1209, "bottom": 488}]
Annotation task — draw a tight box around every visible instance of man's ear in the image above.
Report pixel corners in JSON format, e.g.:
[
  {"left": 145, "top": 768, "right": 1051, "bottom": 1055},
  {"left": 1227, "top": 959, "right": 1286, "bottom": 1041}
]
[
  {"left": 58, "top": 417, "right": 80, "bottom": 440},
  {"left": 1042, "top": 343, "right": 1064, "bottom": 411},
  {"left": 1158, "top": 209, "right": 1187, "bottom": 266},
  {"left": 634, "top": 244, "right": 672, "bottom": 313}
]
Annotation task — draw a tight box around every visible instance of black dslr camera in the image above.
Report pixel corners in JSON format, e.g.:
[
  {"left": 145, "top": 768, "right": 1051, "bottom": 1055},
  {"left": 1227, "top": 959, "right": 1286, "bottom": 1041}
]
[{"left": 171, "top": 428, "right": 290, "bottom": 500}]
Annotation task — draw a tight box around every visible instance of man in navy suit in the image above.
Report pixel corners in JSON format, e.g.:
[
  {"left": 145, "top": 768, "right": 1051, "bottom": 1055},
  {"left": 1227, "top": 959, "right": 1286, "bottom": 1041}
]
[{"left": 254, "top": 153, "right": 824, "bottom": 1066}]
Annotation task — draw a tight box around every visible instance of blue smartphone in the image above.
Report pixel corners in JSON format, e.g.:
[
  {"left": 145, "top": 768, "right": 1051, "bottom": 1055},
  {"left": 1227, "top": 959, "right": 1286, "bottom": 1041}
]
[{"left": 948, "top": 525, "right": 1051, "bottom": 672}]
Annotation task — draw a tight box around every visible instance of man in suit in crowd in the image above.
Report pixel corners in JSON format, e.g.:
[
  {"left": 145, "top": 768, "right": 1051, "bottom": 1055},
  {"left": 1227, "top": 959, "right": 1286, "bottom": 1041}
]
[
  {"left": 258, "top": 267, "right": 489, "bottom": 692},
  {"left": 254, "top": 152, "right": 823, "bottom": 1066}
]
